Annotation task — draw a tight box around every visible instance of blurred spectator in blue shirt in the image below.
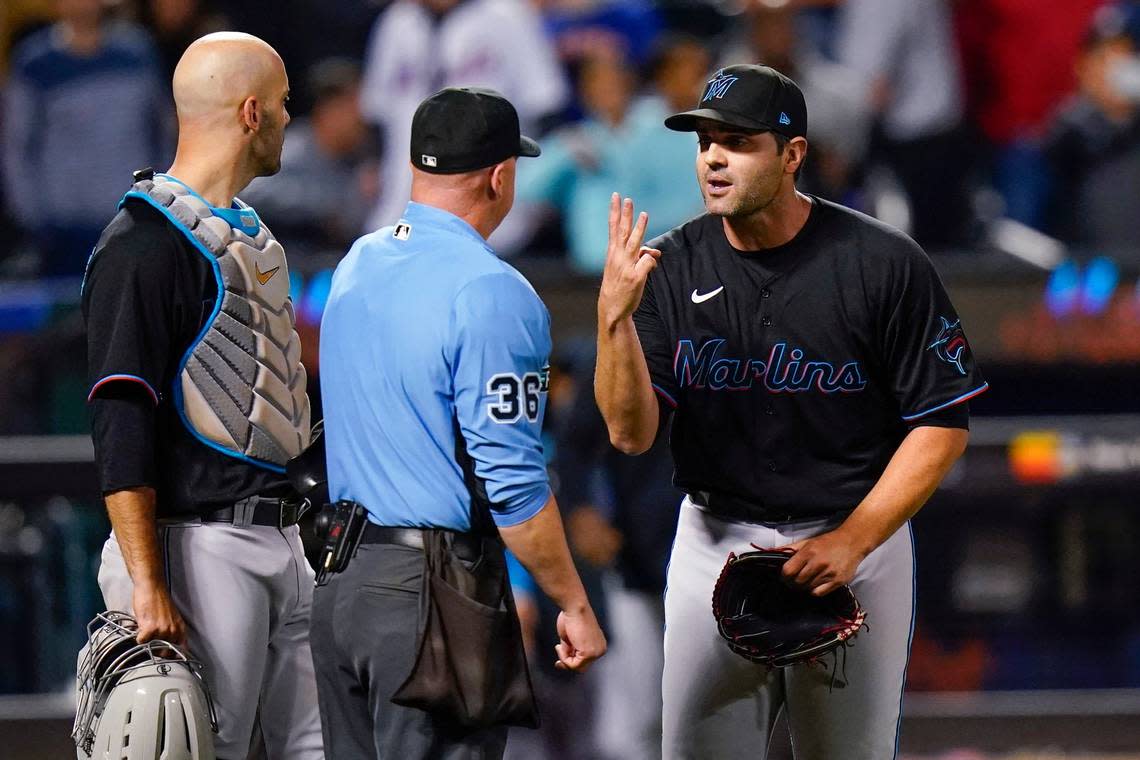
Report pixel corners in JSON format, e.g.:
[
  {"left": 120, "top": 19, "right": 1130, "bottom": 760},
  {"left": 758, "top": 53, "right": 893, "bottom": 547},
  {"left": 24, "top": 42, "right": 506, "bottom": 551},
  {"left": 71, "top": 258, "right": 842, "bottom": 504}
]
[
  {"left": 2, "top": 0, "right": 171, "bottom": 277},
  {"left": 518, "top": 37, "right": 708, "bottom": 273},
  {"left": 1, "top": 2, "right": 54, "bottom": 79},
  {"left": 243, "top": 58, "right": 377, "bottom": 260},
  {"left": 537, "top": 0, "right": 662, "bottom": 70}
]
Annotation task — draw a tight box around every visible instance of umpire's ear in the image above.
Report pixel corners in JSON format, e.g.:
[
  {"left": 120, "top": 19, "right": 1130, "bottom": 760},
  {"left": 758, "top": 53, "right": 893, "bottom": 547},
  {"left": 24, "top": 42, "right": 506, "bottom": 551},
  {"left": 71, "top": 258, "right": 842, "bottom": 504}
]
[{"left": 488, "top": 157, "right": 517, "bottom": 204}]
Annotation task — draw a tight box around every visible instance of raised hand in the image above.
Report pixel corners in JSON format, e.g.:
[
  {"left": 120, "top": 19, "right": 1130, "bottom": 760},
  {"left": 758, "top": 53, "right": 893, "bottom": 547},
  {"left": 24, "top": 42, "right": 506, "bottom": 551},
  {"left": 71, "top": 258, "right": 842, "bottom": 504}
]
[{"left": 598, "top": 193, "right": 661, "bottom": 327}]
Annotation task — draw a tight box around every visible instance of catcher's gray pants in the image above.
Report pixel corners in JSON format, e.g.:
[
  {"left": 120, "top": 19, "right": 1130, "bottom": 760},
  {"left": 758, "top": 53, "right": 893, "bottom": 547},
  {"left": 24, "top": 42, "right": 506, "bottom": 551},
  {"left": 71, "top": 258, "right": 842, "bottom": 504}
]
[
  {"left": 96, "top": 523, "right": 325, "bottom": 760},
  {"left": 662, "top": 498, "right": 914, "bottom": 760}
]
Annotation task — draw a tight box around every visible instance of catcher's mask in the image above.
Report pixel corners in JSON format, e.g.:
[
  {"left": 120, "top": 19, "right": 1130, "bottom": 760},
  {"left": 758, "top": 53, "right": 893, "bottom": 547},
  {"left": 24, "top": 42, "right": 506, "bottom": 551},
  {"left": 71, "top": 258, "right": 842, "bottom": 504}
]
[{"left": 73, "top": 611, "right": 217, "bottom": 760}]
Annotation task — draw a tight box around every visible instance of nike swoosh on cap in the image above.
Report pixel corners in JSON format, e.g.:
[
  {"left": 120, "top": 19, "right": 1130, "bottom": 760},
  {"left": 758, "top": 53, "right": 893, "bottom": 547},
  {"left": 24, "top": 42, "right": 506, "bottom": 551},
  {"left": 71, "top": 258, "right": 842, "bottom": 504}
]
[{"left": 691, "top": 286, "right": 724, "bottom": 304}]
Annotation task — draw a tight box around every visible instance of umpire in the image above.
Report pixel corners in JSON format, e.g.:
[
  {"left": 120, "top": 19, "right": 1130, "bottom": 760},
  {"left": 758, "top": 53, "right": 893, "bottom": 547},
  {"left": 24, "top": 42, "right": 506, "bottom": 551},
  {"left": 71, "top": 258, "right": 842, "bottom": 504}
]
[{"left": 313, "top": 87, "right": 607, "bottom": 759}]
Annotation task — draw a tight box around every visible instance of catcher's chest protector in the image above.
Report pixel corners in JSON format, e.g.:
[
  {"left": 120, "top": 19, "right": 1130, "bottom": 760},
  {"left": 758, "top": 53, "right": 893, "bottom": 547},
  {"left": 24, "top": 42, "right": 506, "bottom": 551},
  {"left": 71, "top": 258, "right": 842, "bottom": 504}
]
[{"left": 121, "top": 175, "right": 310, "bottom": 469}]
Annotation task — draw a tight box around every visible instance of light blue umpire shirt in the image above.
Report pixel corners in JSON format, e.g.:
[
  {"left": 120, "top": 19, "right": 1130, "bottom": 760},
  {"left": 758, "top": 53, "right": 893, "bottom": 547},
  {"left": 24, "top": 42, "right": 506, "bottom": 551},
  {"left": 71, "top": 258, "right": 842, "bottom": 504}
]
[{"left": 320, "top": 201, "right": 553, "bottom": 531}]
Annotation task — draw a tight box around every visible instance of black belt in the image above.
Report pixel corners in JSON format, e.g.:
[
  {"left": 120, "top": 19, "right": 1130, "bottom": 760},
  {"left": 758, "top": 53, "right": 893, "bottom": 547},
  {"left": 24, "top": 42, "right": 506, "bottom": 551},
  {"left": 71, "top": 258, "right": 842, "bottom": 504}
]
[
  {"left": 688, "top": 490, "right": 804, "bottom": 525},
  {"left": 361, "top": 524, "right": 486, "bottom": 562},
  {"left": 202, "top": 496, "right": 306, "bottom": 529}
]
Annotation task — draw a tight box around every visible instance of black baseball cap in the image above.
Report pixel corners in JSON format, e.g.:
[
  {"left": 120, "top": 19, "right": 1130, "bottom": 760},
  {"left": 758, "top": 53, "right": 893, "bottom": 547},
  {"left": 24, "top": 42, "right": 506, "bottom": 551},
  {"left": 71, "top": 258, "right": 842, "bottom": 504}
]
[
  {"left": 664, "top": 64, "right": 807, "bottom": 139},
  {"left": 410, "top": 87, "right": 541, "bottom": 174}
]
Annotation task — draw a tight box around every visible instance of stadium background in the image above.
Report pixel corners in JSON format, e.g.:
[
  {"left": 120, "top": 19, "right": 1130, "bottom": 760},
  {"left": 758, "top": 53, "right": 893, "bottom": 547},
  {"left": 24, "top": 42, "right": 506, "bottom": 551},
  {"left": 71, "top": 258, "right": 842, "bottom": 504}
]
[{"left": 3, "top": 0, "right": 1140, "bottom": 757}]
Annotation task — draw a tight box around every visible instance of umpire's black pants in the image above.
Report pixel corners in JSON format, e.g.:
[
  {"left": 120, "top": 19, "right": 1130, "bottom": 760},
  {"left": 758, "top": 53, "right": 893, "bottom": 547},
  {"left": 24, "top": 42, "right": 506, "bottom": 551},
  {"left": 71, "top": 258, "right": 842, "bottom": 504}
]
[{"left": 310, "top": 542, "right": 509, "bottom": 759}]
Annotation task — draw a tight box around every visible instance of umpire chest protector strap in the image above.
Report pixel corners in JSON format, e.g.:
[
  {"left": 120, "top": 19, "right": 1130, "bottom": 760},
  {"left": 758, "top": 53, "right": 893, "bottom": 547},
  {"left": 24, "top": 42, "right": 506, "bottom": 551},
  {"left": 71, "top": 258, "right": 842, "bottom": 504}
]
[{"left": 123, "top": 174, "right": 310, "bottom": 471}]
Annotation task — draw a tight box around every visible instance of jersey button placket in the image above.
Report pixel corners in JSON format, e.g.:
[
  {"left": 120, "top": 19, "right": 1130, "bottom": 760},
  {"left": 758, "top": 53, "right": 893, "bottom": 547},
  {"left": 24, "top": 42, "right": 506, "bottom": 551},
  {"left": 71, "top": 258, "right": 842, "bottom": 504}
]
[{"left": 761, "top": 315, "right": 772, "bottom": 326}]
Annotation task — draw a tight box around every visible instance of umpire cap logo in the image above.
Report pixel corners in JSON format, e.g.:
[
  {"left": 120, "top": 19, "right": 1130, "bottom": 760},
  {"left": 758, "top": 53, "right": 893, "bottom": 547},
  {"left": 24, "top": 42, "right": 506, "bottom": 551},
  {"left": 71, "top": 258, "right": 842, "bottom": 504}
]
[
  {"left": 702, "top": 71, "right": 739, "bottom": 102},
  {"left": 928, "top": 317, "right": 969, "bottom": 375}
]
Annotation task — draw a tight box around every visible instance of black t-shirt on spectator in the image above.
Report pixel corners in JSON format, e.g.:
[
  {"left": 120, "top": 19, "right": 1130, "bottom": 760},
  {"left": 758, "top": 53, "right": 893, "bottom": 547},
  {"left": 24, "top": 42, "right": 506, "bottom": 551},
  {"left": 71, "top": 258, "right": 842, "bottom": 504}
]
[
  {"left": 633, "top": 197, "right": 988, "bottom": 521},
  {"left": 83, "top": 197, "right": 286, "bottom": 516}
]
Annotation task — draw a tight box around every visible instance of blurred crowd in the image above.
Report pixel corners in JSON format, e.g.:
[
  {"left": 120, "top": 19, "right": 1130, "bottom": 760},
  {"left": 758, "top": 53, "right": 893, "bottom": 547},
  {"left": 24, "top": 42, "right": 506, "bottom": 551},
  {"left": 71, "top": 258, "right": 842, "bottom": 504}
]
[
  {"left": 5, "top": 0, "right": 1140, "bottom": 281},
  {"left": 5, "top": 1, "right": 1140, "bottom": 757}
]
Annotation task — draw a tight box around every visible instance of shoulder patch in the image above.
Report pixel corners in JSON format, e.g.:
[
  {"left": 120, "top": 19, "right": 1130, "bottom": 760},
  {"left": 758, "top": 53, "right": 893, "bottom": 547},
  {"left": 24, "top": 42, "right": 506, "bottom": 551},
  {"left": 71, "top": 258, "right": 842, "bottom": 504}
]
[{"left": 927, "top": 317, "right": 970, "bottom": 375}]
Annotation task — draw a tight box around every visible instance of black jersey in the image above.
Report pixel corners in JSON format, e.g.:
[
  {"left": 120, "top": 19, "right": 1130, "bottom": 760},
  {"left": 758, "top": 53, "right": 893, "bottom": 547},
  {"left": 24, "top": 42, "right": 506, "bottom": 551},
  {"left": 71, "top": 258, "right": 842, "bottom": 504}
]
[
  {"left": 633, "top": 197, "right": 987, "bottom": 521},
  {"left": 82, "top": 197, "right": 288, "bottom": 516}
]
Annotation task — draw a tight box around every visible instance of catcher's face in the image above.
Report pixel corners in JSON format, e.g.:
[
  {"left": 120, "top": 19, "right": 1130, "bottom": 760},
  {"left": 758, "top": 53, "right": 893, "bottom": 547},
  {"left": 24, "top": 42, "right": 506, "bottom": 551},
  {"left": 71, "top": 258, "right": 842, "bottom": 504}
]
[
  {"left": 249, "top": 65, "right": 291, "bottom": 177},
  {"left": 695, "top": 122, "right": 804, "bottom": 219}
]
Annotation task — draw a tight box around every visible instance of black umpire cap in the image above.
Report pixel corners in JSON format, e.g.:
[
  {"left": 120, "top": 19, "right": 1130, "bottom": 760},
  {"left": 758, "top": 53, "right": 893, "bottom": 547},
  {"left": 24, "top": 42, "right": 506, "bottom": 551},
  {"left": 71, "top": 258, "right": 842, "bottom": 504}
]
[
  {"left": 410, "top": 87, "right": 541, "bottom": 174},
  {"left": 665, "top": 64, "right": 807, "bottom": 139}
]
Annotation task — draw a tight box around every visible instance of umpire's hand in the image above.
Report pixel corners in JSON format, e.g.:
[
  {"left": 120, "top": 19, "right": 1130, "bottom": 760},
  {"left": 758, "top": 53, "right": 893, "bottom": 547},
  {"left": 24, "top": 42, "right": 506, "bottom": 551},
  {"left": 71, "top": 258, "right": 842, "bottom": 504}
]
[
  {"left": 554, "top": 605, "right": 607, "bottom": 673},
  {"left": 598, "top": 193, "right": 661, "bottom": 325}
]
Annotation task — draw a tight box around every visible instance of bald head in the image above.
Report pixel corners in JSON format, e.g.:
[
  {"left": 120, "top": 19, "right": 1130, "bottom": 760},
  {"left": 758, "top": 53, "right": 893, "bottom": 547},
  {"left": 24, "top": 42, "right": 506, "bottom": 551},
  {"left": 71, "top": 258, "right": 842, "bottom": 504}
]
[
  {"left": 169, "top": 32, "right": 292, "bottom": 181},
  {"left": 173, "top": 32, "right": 287, "bottom": 124}
]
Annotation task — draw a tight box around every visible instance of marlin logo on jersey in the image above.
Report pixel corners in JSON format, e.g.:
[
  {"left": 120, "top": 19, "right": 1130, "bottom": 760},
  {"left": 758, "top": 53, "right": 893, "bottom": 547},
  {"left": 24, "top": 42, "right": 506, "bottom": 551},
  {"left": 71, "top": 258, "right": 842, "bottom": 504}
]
[
  {"left": 927, "top": 317, "right": 969, "bottom": 375},
  {"left": 674, "top": 339, "right": 867, "bottom": 393},
  {"left": 702, "top": 71, "right": 739, "bottom": 102}
]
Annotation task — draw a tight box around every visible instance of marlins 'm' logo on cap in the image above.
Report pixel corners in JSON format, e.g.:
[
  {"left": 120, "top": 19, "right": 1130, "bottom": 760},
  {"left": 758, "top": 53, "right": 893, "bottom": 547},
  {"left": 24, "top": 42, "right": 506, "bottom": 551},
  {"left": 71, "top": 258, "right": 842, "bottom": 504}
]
[
  {"left": 666, "top": 64, "right": 807, "bottom": 138},
  {"left": 702, "top": 70, "right": 739, "bottom": 102}
]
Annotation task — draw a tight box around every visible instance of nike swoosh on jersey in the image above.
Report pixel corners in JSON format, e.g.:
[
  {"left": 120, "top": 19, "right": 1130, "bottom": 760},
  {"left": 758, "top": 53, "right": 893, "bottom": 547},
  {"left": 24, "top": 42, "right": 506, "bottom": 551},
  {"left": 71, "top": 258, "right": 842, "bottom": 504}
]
[
  {"left": 255, "top": 263, "right": 281, "bottom": 285},
  {"left": 691, "top": 286, "right": 725, "bottom": 304}
]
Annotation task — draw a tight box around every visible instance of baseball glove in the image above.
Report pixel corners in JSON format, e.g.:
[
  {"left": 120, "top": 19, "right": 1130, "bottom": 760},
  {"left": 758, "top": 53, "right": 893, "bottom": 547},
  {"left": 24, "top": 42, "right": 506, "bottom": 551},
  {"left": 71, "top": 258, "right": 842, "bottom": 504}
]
[{"left": 711, "top": 548, "right": 867, "bottom": 669}]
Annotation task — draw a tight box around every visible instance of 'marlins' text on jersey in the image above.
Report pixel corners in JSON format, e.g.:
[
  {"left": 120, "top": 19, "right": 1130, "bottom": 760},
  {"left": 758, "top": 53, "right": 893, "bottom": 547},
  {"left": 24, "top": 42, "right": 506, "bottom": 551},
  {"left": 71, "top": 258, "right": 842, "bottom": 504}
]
[
  {"left": 676, "top": 339, "right": 866, "bottom": 393},
  {"left": 633, "top": 197, "right": 988, "bottom": 521}
]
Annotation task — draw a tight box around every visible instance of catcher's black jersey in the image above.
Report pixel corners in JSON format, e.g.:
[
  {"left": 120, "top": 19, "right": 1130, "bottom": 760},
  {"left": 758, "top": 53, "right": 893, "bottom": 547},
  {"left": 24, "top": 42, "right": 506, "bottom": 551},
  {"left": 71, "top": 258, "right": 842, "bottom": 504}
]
[
  {"left": 83, "top": 198, "right": 288, "bottom": 516},
  {"left": 633, "top": 196, "right": 987, "bottom": 520}
]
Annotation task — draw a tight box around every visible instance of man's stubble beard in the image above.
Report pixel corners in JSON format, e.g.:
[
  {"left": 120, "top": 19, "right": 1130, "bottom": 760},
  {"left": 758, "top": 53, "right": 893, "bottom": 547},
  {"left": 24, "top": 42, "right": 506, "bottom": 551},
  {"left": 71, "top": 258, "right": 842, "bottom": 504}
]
[
  {"left": 253, "top": 141, "right": 283, "bottom": 177},
  {"left": 702, "top": 178, "right": 776, "bottom": 219},
  {"left": 253, "top": 116, "right": 285, "bottom": 178}
]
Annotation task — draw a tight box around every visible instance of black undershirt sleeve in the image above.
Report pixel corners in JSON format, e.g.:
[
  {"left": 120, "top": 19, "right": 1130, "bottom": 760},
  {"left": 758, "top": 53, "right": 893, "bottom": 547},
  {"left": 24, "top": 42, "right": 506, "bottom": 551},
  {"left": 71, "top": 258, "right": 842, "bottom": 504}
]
[
  {"left": 82, "top": 206, "right": 180, "bottom": 494},
  {"left": 90, "top": 386, "right": 158, "bottom": 493}
]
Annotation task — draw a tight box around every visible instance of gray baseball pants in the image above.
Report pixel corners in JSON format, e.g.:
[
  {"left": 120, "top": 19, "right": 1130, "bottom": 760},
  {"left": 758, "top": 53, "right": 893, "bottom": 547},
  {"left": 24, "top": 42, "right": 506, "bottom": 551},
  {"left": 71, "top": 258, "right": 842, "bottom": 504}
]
[
  {"left": 661, "top": 498, "right": 915, "bottom": 760},
  {"left": 96, "top": 522, "right": 325, "bottom": 760}
]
